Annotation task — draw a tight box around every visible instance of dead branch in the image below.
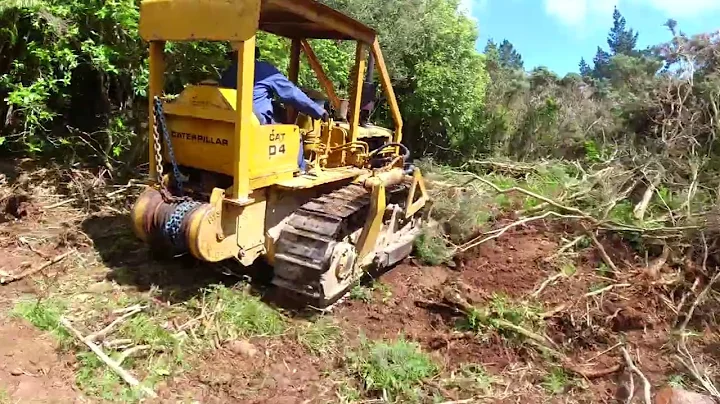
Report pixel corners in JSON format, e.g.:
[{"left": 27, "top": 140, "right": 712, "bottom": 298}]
[
  {"left": 675, "top": 335, "right": 720, "bottom": 398},
  {"left": 564, "top": 363, "right": 622, "bottom": 379},
  {"left": 584, "top": 284, "right": 631, "bottom": 298},
  {"left": 541, "top": 303, "right": 570, "bottom": 319},
  {"left": 545, "top": 236, "right": 585, "bottom": 262},
  {"left": 584, "top": 342, "right": 623, "bottom": 363},
  {"left": 459, "top": 212, "right": 586, "bottom": 252},
  {"left": 44, "top": 199, "right": 75, "bottom": 209},
  {"left": 675, "top": 277, "right": 701, "bottom": 322},
  {"left": 87, "top": 307, "right": 143, "bottom": 343},
  {"left": 116, "top": 345, "right": 151, "bottom": 365},
  {"left": 112, "top": 304, "right": 146, "bottom": 315},
  {"left": 585, "top": 228, "right": 618, "bottom": 273},
  {"left": 448, "top": 169, "right": 597, "bottom": 221},
  {"left": 645, "top": 244, "right": 669, "bottom": 279},
  {"left": 60, "top": 317, "right": 157, "bottom": 398},
  {"left": 634, "top": 174, "right": 661, "bottom": 221},
  {"left": 679, "top": 270, "right": 720, "bottom": 332},
  {"left": 0, "top": 250, "right": 74, "bottom": 285},
  {"left": 621, "top": 347, "right": 652, "bottom": 404},
  {"left": 532, "top": 273, "right": 565, "bottom": 298}
]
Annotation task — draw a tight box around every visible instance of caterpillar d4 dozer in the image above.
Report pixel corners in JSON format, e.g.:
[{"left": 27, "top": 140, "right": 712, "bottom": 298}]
[{"left": 131, "top": 0, "right": 429, "bottom": 307}]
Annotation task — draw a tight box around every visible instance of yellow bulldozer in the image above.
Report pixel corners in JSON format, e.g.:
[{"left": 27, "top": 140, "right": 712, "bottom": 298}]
[{"left": 130, "top": 0, "right": 429, "bottom": 307}]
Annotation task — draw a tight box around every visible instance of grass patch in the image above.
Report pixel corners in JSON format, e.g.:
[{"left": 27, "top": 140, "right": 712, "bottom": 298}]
[
  {"left": 336, "top": 383, "right": 362, "bottom": 403},
  {"left": 444, "top": 364, "right": 497, "bottom": 395},
  {"left": 541, "top": 367, "right": 573, "bottom": 395},
  {"left": 459, "top": 294, "right": 545, "bottom": 345},
  {"left": 346, "top": 336, "right": 438, "bottom": 401},
  {"left": 349, "top": 281, "right": 393, "bottom": 304},
  {"left": 75, "top": 351, "right": 140, "bottom": 402},
  {"left": 12, "top": 298, "right": 72, "bottom": 346},
  {"left": 0, "top": 387, "right": 8, "bottom": 403},
  {"left": 192, "top": 284, "right": 286, "bottom": 339},
  {"left": 297, "top": 317, "right": 342, "bottom": 355},
  {"left": 667, "top": 374, "right": 687, "bottom": 389},
  {"left": 349, "top": 283, "right": 374, "bottom": 303}
]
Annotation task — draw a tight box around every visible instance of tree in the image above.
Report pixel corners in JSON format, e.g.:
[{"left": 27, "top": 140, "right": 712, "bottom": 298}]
[
  {"left": 498, "top": 39, "right": 523, "bottom": 70},
  {"left": 579, "top": 58, "right": 592, "bottom": 77},
  {"left": 320, "top": 0, "right": 490, "bottom": 158},
  {"left": 592, "top": 47, "right": 612, "bottom": 79},
  {"left": 607, "top": 7, "right": 638, "bottom": 56}
]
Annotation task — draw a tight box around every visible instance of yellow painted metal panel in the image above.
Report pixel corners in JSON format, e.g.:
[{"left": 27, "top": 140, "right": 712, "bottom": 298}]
[
  {"left": 139, "top": 0, "right": 261, "bottom": 42},
  {"left": 163, "top": 103, "right": 237, "bottom": 123},
  {"left": 232, "top": 38, "right": 256, "bottom": 201},
  {"left": 301, "top": 40, "right": 341, "bottom": 111},
  {"left": 372, "top": 39, "right": 403, "bottom": 143},
  {"left": 348, "top": 42, "right": 367, "bottom": 143},
  {"left": 165, "top": 116, "right": 235, "bottom": 176},
  {"left": 250, "top": 125, "right": 301, "bottom": 178},
  {"left": 274, "top": 167, "right": 364, "bottom": 190}
]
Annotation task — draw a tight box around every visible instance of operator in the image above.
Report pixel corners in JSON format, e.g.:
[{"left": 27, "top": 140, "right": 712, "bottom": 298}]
[{"left": 219, "top": 49, "right": 329, "bottom": 125}]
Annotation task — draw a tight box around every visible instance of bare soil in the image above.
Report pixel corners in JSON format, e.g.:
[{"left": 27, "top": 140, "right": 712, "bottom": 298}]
[
  {"left": 0, "top": 317, "right": 80, "bottom": 403},
  {"left": 0, "top": 165, "right": 717, "bottom": 403}
]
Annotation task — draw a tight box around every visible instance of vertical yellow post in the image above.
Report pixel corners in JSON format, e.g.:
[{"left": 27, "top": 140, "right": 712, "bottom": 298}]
[
  {"left": 348, "top": 42, "right": 366, "bottom": 143},
  {"left": 371, "top": 39, "right": 403, "bottom": 144},
  {"left": 232, "top": 37, "right": 256, "bottom": 201},
  {"left": 148, "top": 41, "right": 165, "bottom": 182}
]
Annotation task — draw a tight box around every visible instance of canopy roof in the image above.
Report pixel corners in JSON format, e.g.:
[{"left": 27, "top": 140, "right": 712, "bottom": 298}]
[{"left": 140, "top": 0, "right": 377, "bottom": 44}]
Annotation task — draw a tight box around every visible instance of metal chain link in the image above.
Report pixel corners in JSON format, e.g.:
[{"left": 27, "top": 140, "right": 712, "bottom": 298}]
[
  {"left": 163, "top": 201, "right": 202, "bottom": 252},
  {"left": 151, "top": 105, "right": 164, "bottom": 184},
  {"left": 153, "top": 96, "right": 184, "bottom": 194}
]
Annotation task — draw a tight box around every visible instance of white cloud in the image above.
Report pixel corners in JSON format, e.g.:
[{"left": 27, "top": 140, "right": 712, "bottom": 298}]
[
  {"left": 642, "top": 0, "right": 720, "bottom": 16},
  {"left": 544, "top": 0, "right": 617, "bottom": 27},
  {"left": 544, "top": 0, "right": 720, "bottom": 27}
]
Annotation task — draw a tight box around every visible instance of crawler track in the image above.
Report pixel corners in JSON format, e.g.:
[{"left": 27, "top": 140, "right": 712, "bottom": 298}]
[{"left": 272, "top": 182, "right": 408, "bottom": 307}]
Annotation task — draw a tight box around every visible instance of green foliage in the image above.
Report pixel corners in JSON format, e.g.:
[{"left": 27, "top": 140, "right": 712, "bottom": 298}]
[
  {"left": 414, "top": 226, "right": 454, "bottom": 266},
  {"left": 349, "top": 283, "right": 375, "bottom": 303},
  {"left": 346, "top": 336, "right": 439, "bottom": 401},
  {"left": 541, "top": 367, "right": 573, "bottom": 395},
  {"left": 12, "top": 298, "right": 71, "bottom": 345},
  {"left": 193, "top": 285, "right": 286, "bottom": 339},
  {"left": 459, "top": 295, "right": 544, "bottom": 339},
  {"left": 443, "top": 364, "right": 497, "bottom": 395},
  {"left": 1, "top": 0, "right": 144, "bottom": 162},
  {"left": 349, "top": 281, "right": 394, "bottom": 303},
  {"left": 75, "top": 352, "right": 140, "bottom": 402},
  {"left": 296, "top": 317, "right": 343, "bottom": 355}
]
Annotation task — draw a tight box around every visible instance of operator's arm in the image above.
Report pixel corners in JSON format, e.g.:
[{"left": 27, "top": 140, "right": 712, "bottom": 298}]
[{"left": 263, "top": 67, "right": 326, "bottom": 120}]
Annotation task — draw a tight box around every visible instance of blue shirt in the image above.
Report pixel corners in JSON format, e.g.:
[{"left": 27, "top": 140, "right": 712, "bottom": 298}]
[{"left": 220, "top": 60, "right": 326, "bottom": 124}]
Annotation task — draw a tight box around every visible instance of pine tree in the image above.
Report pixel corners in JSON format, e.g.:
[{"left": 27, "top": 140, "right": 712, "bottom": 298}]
[
  {"left": 484, "top": 39, "right": 500, "bottom": 72},
  {"left": 607, "top": 7, "right": 638, "bottom": 56},
  {"left": 498, "top": 39, "right": 524, "bottom": 70},
  {"left": 593, "top": 47, "right": 611, "bottom": 79},
  {"left": 579, "top": 58, "right": 592, "bottom": 77}
]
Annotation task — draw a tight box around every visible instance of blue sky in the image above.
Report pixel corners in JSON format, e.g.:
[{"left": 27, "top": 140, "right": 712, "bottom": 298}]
[{"left": 460, "top": 0, "right": 720, "bottom": 75}]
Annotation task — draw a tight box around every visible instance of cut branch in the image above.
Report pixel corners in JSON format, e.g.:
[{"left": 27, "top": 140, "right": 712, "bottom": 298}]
[
  {"left": 459, "top": 212, "right": 586, "bottom": 252},
  {"left": 0, "top": 250, "right": 74, "bottom": 285},
  {"left": 87, "top": 307, "right": 143, "bottom": 343},
  {"left": 60, "top": 317, "right": 157, "bottom": 398},
  {"left": 621, "top": 347, "right": 652, "bottom": 404}
]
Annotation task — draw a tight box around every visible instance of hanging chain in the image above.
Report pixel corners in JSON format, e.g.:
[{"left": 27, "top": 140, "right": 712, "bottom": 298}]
[
  {"left": 151, "top": 105, "right": 164, "bottom": 184},
  {"left": 152, "top": 96, "right": 185, "bottom": 195}
]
